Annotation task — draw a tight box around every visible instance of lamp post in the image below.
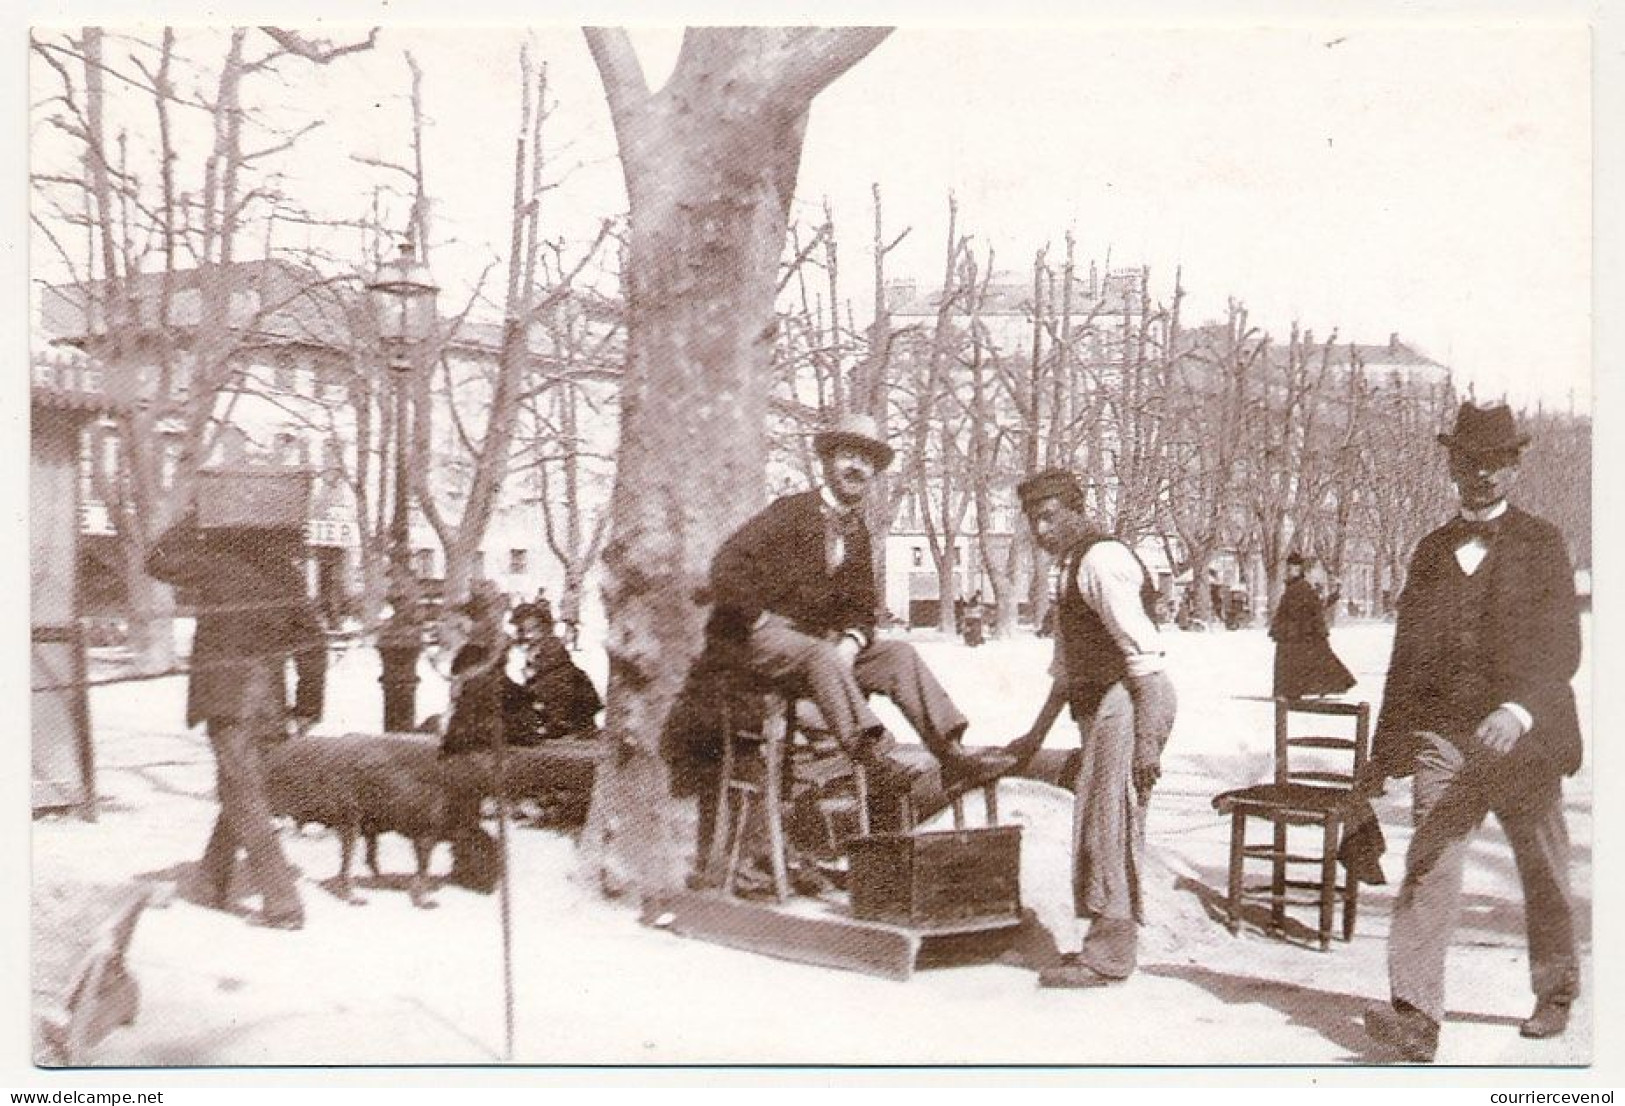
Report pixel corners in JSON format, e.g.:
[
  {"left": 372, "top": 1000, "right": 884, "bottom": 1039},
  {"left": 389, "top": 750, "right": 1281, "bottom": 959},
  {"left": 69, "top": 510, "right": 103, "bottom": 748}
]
[{"left": 366, "top": 235, "right": 438, "bottom": 732}]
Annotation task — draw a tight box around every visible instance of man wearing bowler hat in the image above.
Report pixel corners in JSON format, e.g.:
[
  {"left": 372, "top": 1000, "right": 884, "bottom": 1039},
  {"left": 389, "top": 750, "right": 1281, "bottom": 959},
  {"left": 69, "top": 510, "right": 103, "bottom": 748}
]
[
  {"left": 704, "top": 413, "right": 1013, "bottom": 796},
  {"left": 1362, "top": 402, "right": 1584, "bottom": 1062}
]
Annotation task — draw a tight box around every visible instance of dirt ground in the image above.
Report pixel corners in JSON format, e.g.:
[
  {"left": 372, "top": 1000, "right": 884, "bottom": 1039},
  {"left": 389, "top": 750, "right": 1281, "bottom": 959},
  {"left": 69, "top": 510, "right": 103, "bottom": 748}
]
[{"left": 24, "top": 621, "right": 1598, "bottom": 1073}]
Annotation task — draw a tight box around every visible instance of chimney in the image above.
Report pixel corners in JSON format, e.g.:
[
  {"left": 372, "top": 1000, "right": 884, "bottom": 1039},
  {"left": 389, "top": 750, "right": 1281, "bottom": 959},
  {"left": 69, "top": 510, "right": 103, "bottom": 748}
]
[{"left": 1389, "top": 331, "right": 1401, "bottom": 355}]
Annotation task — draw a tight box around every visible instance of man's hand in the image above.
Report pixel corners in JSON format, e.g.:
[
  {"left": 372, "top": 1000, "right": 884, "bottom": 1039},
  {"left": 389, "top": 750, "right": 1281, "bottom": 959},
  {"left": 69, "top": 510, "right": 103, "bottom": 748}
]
[
  {"left": 1127, "top": 670, "right": 1178, "bottom": 805},
  {"left": 1350, "top": 758, "right": 1388, "bottom": 799},
  {"left": 1474, "top": 706, "right": 1526, "bottom": 756},
  {"left": 1132, "top": 762, "right": 1161, "bottom": 804}
]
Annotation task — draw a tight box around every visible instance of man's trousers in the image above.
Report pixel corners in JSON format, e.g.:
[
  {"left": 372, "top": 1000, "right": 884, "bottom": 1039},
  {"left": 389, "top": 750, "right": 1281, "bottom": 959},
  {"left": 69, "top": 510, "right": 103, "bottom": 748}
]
[
  {"left": 198, "top": 668, "right": 302, "bottom": 920},
  {"left": 1389, "top": 732, "right": 1578, "bottom": 1023},
  {"left": 744, "top": 613, "right": 968, "bottom": 760},
  {"left": 1065, "top": 682, "right": 1147, "bottom": 976}
]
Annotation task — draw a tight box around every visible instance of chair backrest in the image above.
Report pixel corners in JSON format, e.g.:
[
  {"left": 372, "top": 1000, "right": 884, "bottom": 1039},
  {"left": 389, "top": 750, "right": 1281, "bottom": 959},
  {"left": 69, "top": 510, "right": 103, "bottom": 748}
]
[{"left": 1273, "top": 698, "right": 1370, "bottom": 789}]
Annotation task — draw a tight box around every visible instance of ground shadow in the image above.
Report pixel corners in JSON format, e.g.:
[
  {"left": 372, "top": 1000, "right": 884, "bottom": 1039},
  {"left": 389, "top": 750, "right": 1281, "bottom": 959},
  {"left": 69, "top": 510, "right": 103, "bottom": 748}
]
[{"left": 1139, "top": 962, "right": 1522, "bottom": 1062}]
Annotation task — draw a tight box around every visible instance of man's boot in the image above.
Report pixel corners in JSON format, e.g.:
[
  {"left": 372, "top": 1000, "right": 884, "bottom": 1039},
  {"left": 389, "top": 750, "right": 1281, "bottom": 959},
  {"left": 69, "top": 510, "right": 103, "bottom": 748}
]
[
  {"left": 1364, "top": 1000, "right": 1440, "bottom": 1062},
  {"left": 938, "top": 741, "right": 1018, "bottom": 790}
]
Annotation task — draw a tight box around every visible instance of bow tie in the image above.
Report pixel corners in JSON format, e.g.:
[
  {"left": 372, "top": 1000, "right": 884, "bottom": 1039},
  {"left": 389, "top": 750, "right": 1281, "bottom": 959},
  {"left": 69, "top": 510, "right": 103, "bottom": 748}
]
[{"left": 1455, "top": 516, "right": 1502, "bottom": 542}]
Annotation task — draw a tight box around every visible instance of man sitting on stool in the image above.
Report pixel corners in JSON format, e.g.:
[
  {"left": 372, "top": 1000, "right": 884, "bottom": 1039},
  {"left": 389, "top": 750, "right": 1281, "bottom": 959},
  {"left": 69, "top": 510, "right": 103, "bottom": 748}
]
[{"left": 704, "top": 413, "right": 1014, "bottom": 803}]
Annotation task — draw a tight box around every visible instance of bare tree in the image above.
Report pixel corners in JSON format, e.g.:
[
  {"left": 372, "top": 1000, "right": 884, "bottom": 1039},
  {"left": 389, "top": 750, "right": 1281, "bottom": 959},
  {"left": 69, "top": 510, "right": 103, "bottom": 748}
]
[
  {"left": 31, "top": 26, "right": 377, "bottom": 670},
  {"left": 1160, "top": 301, "right": 1266, "bottom": 623},
  {"left": 579, "top": 26, "right": 893, "bottom": 897}
]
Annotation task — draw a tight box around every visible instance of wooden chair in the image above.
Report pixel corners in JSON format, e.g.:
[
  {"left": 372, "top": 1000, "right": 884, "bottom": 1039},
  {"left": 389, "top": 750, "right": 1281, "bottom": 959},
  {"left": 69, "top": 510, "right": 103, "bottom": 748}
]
[
  {"left": 1212, "top": 698, "right": 1371, "bottom": 950},
  {"left": 704, "top": 690, "right": 797, "bottom": 902}
]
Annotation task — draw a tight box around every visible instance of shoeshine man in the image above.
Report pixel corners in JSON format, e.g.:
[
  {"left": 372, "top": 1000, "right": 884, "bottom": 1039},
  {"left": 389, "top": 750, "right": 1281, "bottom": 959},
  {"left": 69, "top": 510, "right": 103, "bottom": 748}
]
[
  {"left": 704, "top": 413, "right": 1014, "bottom": 797},
  {"left": 1362, "top": 403, "right": 1584, "bottom": 1062},
  {"left": 1006, "top": 468, "right": 1178, "bottom": 988}
]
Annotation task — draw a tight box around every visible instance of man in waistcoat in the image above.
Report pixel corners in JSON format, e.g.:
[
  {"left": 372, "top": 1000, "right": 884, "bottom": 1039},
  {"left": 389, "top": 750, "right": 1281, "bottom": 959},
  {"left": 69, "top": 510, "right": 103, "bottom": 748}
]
[
  {"left": 1005, "top": 468, "right": 1178, "bottom": 987},
  {"left": 704, "top": 413, "right": 1013, "bottom": 797},
  {"left": 1362, "top": 402, "right": 1584, "bottom": 1062}
]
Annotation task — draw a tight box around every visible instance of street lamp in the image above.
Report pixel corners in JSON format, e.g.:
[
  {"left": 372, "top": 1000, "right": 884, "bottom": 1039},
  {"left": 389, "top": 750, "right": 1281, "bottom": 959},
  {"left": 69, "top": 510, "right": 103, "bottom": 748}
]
[{"left": 366, "top": 234, "right": 438, "bottom": 732}]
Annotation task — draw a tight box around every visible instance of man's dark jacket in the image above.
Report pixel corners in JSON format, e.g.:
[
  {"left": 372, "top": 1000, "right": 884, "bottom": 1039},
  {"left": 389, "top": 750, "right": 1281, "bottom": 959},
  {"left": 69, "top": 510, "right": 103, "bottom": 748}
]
[
  {"left": 145, "top": 523, "right": 327, "bottom": 728},
  {"left": 1373, "top": 505, "right": 1582, "bottom": 780},
  {"left": 705, "top": 490, "right": 877, "bottom": 643}
]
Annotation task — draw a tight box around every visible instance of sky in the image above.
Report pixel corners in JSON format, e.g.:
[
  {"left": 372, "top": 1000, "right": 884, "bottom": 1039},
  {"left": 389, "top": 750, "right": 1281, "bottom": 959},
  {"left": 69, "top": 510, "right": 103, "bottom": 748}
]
[{"left": 25, "top": 17, "right": 1595, "bottom": 409}]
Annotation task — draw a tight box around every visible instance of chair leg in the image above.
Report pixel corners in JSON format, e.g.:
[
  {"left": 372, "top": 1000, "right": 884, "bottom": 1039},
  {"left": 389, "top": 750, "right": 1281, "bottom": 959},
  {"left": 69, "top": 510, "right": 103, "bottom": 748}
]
[
  {"left": 704, "top": 725, "right": 736, "bottom": 885},
  {"left": 951, "top": 794, "right": 966, "bottom": 830},
  {"left": 1226, "top": 812, "right": 1246, "bottom": 934},
  {"left": 984, "top": 782, "right": 999, "bottom": 825},
  {"left": 763, "top": 710, "right": 790, "bottom": 904},
  {"left": 853, "top": 765, "right": 871, "bottom": 839},
  {"left": 1343, "top": 864, "right": 1361, "bottom": 942},
  {"left": 723, "top": 788, "right": 754, "bottom": 896},
  {"left": 1270, "top": 819, "right": 1288, "bottom": 933},
  {"left": 1318, "top": 816, "right": 1339, "bottom": 952}
]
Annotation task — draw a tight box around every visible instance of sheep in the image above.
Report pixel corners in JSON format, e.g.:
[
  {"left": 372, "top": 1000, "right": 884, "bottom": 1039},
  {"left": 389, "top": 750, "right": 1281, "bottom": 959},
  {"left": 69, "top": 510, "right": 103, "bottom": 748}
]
[{"left": 262, "top": 733, "right": 500, "bottom": 909}]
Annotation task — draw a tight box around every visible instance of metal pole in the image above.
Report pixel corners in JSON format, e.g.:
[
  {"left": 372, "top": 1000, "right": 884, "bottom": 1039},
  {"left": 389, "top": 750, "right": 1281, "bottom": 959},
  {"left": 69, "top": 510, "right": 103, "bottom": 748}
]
[{"left": 379, "top": 363, "right": 420, "bottom": 732}]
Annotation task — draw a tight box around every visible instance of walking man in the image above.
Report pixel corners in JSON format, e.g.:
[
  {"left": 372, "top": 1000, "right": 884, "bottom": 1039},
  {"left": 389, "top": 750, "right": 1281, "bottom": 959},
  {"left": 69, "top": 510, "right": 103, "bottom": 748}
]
[
  {"left": 704, "top": 413, "right": 1013, "bottom": 796},
  {"left": 1363, "top": 402, "right": 1584, "bottom": 1062},
  {"left": 1004, "top": 469, "right": 1178, "bottom": 987},
  {"left": 146, "top": 507, "right": 327, "bottom": 930}
]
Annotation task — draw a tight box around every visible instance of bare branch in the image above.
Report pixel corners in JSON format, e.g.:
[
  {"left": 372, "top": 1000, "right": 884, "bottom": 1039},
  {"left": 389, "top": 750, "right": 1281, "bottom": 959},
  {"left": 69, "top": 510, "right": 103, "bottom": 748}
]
[{"left": 257, "top": 28, "right": 380, "bottom": 64}]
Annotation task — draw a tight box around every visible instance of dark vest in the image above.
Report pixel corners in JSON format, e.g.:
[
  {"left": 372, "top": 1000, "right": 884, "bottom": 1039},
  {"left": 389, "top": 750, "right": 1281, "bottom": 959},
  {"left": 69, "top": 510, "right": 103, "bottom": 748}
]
[
  {"left": 1437, "top": 547, "right": 1499, "bottom": 739},
  {"left": 1057, "top": 533, "right": 1158, "bottom": 718}
]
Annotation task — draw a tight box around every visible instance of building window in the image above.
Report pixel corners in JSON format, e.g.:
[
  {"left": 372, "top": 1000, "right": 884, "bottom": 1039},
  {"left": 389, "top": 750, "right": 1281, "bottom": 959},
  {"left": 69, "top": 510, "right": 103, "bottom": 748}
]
[
  {"left": 912, "top": 546, "right": 923, "bottom": 568},
  {"left": 413, "top": 548, "right": 435, "bottom": 579},
  {"left": 509, "top": 548, "right": 528, "bottom": 575}
]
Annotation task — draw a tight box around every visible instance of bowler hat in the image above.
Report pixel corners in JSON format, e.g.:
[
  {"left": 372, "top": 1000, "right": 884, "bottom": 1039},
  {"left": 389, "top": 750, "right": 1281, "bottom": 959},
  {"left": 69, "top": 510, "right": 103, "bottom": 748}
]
[
  {"left": 1436, "top": 402, "right": 1530, "bottom": 455},
  {"left": 1017, "top": 468, "right": 1086, "bottom": 512},
  {"left": 813, "top": 413, "right": 895, "bottom": 469},
  {"left": 1286, "top": 550, "right": 1305, "bottom": 567}
]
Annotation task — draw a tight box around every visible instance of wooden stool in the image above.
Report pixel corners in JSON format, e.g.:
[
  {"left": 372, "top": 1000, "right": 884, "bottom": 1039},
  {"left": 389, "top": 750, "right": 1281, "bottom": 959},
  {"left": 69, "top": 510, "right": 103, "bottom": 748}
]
[{"left": 704, "top": 691, "right": 794, "bottom": 902}]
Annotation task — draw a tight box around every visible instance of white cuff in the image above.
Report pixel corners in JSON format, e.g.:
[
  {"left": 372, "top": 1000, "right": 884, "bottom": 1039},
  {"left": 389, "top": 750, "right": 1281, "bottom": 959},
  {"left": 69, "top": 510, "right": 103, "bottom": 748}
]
[{"left": 1500, "top": 702, "right": 1533, "bottom": 733}]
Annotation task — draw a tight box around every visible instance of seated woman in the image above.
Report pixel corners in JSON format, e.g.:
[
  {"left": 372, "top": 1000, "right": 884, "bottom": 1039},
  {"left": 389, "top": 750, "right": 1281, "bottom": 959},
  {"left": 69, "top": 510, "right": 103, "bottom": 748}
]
[
  {"left": 511, "top": 603, "right": 603, "bottom": 740},
  {"left": 440, "top": 590, "right": 547, "bottom": 755}
]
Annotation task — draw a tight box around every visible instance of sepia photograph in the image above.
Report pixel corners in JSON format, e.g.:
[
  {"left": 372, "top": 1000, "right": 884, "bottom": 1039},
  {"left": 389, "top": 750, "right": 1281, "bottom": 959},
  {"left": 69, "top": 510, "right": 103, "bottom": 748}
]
[{"left": 18, "top": 6, "right": 1606, "bottom": 1078}]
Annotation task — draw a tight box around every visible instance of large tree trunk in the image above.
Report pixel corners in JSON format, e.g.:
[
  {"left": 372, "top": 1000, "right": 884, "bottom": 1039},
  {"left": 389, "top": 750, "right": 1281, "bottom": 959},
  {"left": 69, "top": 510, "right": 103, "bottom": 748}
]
[{"left": 579, "top": 28, "right": 892, "bottom": 899}]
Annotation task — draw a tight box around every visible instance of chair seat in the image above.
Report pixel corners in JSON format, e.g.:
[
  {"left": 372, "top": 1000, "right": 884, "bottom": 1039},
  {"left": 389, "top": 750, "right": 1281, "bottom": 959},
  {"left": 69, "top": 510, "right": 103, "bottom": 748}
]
[{"left": 1212, "top": 781, "right": 1353, "bottom": 815}]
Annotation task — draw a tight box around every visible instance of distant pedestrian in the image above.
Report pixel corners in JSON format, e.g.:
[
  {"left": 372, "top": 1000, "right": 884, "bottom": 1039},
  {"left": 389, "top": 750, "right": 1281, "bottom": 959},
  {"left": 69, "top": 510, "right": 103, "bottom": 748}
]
[
  {"left": 963, "top": 589, "right": 986, "bottom": 647},
  {"left": 1269, "top": 552, "right": 1356, "bottom": 699},
  {"left": 1360, "top": 403, "right": 1583, "bottom": 1062}
]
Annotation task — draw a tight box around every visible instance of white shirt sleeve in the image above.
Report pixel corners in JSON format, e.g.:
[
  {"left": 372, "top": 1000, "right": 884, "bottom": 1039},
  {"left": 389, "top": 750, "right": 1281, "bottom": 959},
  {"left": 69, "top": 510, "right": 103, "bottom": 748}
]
[{"left": 1073, "top": 542, "right": 1166, "bottom": 677}]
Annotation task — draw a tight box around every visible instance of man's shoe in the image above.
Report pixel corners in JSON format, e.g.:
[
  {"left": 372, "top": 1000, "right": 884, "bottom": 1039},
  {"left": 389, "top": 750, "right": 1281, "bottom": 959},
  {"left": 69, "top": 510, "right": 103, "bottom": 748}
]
[
  {"left": 1520, "top": 996, "right": 1573, "bottom": 1039},
  {"left": 1038, "top": 952, "right": 1126, "bottom": 989},
  {"left": 249, "top": 910, "right": 305, "bottom": 931},
  {"left": 860, "top": 754, "right": 930, "bottom": 798},
  {"left": 1364, "top": 1001, "right": 1439, "bottom": 1062},
  {"left": 940, "top": 746, "right": 1019, "bottom": 791}
]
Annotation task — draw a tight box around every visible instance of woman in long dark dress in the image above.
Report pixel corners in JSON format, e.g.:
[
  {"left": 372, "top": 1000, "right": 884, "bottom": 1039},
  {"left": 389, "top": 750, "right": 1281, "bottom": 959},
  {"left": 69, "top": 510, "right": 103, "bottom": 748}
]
[{"left": 1269, "top": 552, "right": 1356, "bottom": 699}]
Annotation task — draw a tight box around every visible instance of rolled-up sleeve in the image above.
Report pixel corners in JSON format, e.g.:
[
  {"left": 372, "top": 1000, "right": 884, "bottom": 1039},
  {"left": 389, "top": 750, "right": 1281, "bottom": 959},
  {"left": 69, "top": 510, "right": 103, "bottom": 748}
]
[{"left": 1074, "top": 542, "right": 1165, "bottom": 677}]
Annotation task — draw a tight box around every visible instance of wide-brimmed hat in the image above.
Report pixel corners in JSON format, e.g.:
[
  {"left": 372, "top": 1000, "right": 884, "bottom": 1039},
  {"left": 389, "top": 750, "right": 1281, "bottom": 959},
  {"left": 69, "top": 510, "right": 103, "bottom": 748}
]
[
  {"left": 813, "top": 412, "right": 894, "bottom": 469},
  {"left": 1016, "top": 468, "right": 1086, "bottom": 512},
  {"left": 1436, "top": 402, "right": 1530, "bottom": 455}
]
